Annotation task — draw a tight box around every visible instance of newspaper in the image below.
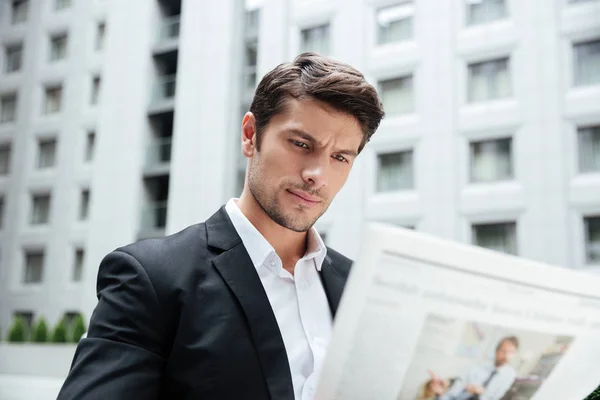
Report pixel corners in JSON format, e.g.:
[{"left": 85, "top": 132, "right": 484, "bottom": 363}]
[{"left": 316, "top": 223, "right": 600, "bottom": 400}]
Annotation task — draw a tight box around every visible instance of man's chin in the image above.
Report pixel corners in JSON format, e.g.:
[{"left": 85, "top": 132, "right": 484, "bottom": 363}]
[{"left": 273, "top": 211, "right": 317, "bottom": 233}]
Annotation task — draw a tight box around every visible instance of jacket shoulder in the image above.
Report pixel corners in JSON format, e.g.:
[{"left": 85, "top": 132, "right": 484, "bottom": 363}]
[{"left": 115, "top": 223, "right": 209, "bottom": 288}]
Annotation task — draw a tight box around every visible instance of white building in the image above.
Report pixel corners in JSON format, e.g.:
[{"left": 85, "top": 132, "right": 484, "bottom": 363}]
[
  {"left": 1, "top": 0, "right": 600, "bottom": 341},
  {"left": 0, "top": 0, "right": 110, "bottom": 336}
]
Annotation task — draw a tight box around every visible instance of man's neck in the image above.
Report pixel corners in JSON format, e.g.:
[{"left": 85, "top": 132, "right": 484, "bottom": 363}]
[{"left": 236, "top": 193, "right": 308, "bottom": 271}]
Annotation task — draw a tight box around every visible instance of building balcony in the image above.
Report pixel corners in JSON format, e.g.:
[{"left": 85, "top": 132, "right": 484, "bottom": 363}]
[
  {"left": 242, "top": 67, "right": 257, "bottom": 103},
  {"left": 154, "top": 15, "right": 180, "bottom": 53},
  {"left": 148, "top": 74, "right": 176, "bottom": 113},
  {"left": 138, "top": 200, "right": 168, "bottom": 239},
  {"left": 144, "top": 137, "right": 172, "bottom": 176},
  {"left": 245, "top": 9, "right": 259, "bottom": 39}
]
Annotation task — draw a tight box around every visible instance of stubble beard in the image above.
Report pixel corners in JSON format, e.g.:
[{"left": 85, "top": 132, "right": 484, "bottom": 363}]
[{"left": 247, "top": 163, "right": 329, "bottom": 233}]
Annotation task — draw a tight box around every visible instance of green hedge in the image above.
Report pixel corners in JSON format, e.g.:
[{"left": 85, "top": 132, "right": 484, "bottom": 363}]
[
  {"left": 7, "top": 317, "right": 27, "bottom": 342},
  {"left": 71, "top": 313, "right": 87, "bottom": 343},
  {"left": 31, "top": 318, "right": 49, "bottom": 343},
  {"left": 3, "top": 314, "right": 87, "bottom": 344},
  {"left": 51, "top": 318, "right": 69, "bottom": 343}
]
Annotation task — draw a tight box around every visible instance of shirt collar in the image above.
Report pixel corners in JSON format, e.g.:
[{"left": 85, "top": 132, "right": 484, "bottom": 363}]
[{"left": 225, "top": 198, "right": 328, "bottom": 271}]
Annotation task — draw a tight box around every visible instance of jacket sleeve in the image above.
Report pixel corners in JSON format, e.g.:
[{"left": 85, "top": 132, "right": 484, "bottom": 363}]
[{"left": 57, "top": 250, "right": 168, "bottom": 400}]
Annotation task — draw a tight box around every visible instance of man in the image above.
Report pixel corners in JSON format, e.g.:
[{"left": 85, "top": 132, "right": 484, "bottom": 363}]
[
  {"left": 431, "top": 336, "right": 519, "bottom": 400},
  {"left": 57, "top": 53, "right": 384, "bottom": 399}
]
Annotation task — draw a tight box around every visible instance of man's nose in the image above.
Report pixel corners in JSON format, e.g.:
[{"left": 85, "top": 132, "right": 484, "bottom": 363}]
[{"left": 301, "top": 158, "right": 328, "bottom": 189}]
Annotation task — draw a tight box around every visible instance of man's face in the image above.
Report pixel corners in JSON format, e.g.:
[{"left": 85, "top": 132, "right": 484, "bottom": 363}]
[
  {"left": 243, "top": 98, "right": 363, "bottom": 232},
  {"left": 495, "top": 341, "right": 517, "bottom": 366}
]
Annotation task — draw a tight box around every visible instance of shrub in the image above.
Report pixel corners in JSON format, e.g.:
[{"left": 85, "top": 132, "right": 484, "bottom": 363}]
[
  {"left": 51, "top": 318, "right": 69, "bottom": 343},
  {"left": 7, "top": 317, "right": 27, "bottom": 343},
  {"left": 31, "top": 317, "right": 50, "bottom": 343},
  {"left": 71, "top": 314, "right": 87, "bottom": 343}
]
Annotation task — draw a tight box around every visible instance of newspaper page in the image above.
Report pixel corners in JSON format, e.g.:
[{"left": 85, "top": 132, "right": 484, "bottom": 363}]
[{"left": 316, "top": 224, "right": 600, "bottom": 400}]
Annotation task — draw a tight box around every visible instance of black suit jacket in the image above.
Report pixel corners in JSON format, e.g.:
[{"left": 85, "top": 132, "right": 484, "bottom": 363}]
[{"left": 58, "top": 206, "right": 352, "bottom": 400}]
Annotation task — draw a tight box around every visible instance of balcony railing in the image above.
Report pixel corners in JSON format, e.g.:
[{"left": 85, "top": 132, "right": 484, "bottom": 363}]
[
  {"left": 245, "top": 9, "right": 259, "bottom": 38},
  {"left": 244, "top": 67, "right": 257, "bottom": 90},
  {"left": 146, "top": 137, "right": 172, "bottom": 166},
  {"left": 150, "top": 75, "right": 176, "bottom": 105},
  {"left": 157, "top": 15, "right": 180, "bottom": 43},
  {"left": 140, "top": 201, "right": 168, "bottom": 232}
]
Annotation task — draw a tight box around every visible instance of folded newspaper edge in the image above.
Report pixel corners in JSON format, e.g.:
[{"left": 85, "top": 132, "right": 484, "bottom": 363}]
[{"left": 316, "top": 223, "right": 600, "bottom": 400}]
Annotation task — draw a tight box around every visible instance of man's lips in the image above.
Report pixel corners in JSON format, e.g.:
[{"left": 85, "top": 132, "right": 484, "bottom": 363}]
[{"left": 287, "top": 189, "right": 321, "bottom": 204}]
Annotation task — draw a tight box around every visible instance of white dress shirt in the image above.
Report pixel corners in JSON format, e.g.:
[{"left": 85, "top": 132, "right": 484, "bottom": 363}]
[{"left": 225, "top": 199, "right": 332, "bottom": 400}]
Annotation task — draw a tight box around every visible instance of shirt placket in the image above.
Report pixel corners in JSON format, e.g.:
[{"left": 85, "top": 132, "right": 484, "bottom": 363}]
[{"left": 296, "top": 259, "right": 330, "bottom": 399}]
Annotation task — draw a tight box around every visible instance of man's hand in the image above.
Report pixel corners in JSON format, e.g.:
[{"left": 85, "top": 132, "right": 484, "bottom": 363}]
[
  {"left": 427, "top": 370, "right": 448, "bottom": 395},
  {"left": 465, "top": 384, "right": 484, "bottom": 395}
]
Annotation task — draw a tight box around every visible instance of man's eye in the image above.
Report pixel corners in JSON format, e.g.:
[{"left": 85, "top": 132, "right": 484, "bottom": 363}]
[
  {"left": 333, "top": 155, "right": 348, "bottom": 163},
  {"left": 292, "top": 140, "right": 309, "bottom": 149}
]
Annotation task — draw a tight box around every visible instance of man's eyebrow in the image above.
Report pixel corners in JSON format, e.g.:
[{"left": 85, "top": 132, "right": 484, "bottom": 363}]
[
  {"left": 337, "top": 149, "right": 358, "bottom": 157},
  {"left": 287, "top": 128, "right": 318, "bottom": 144},
  {"left": 287, "top": 128, "right": 358, "bottom": 157}
]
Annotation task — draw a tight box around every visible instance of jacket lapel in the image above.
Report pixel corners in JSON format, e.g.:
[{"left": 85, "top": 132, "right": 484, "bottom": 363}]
[
  {"left": 319, "top": 255, "right": 346, "bottom": 318},
  {"left": 206, "top": 207, "right": 294, "bottom": 400}
]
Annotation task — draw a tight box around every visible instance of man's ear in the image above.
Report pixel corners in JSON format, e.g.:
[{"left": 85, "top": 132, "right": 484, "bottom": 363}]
[{"left": 241, "top": 112, "right": 257, "bottom": 157}]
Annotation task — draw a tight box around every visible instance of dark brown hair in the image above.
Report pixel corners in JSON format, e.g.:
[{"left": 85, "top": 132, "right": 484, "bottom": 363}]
[
  {"left": 249, "top": 52, "right": 384, "bottom": 153},
  {"left": 496, "top": 336, "right": 519, "bottom": 351}
]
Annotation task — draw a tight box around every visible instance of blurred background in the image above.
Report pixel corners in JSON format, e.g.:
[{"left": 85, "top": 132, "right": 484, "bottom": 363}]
[{"left": 0, "top": 0, "right": 598, "bottom": 398}]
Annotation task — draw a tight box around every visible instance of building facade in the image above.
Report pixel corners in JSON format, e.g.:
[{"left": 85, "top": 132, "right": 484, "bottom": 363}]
[
  {"left": 0, "top": 0, "right": 110, "bottom": 334},
  {"left": 0, "top": 0, "right": 599, "bottom": 335}
]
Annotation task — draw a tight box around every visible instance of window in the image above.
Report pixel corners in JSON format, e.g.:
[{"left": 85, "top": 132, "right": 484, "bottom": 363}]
[
  {"left": 470, "top": 137, "right": 513, "bottom": 182},
  {"left": 73, "top": 249, "right": 84, "bottom": 281},
  {"left": 0, "top": 93, "right": 17, "bottom": 123},
  {"left": 49, "top": 33, "right": 68, "bottom": 61},
  {"left": 468, "top": 57, "right": 511, "bottom": 102},
  {"left": 379, "top": 75, "right": 414, "bottom": 116},
  {"left": 245, "top": 9, "right": 260, "bottom": 34},
  {"left": 14, "top": 311, "right": 34, "bottom": 333},
  {"left": 85, "top": 131, "right": 95, "bottom": 162},
  {"left": 301, "top": 24, "right": 330, "bottom": 55},
  {"left": 95, "top": 22, "right": 106, "bottom": 51},
  {"left": 44, "top": 86, "right": 62, "bottom": 114},
  {"left": 0, "top": 143, "right": 11, "bottom": 175},
  {"left": 11, "top": 0, "right": 28, "bottom": 24},
  {"left": 377, "top": 150, "right": 414, "bottom": 192},
  {"left": 0, "top": 196, "right": 5, "bottom": 229},
  {"left": 472, "top": 222, "right": 517, "bottom": 255},
  {"left": 578, "top": 126, "right": 600, "bottom": 173},
  {"left": 376, "top": 2, "right": 414, "bottom": 45},
  {"left": 23, "top": 250, "right": 44, "bottom": 283},
  {"left": 5, "top": 43, "right": 23, "bottom": 73},
  {"left": 55, "top": 0, "right": 71, "bottom": 11},
  {"left": 37, "top": 138, "right": 57, "bottom": 169},
  {"left": 466, "top": 0, "right": 507, "bottom": 26},
  {"left": 585, "top": 216, "right": 600, "bottom": 264},
  {"left": 79, "top": 189, "right": 90, "bottom": 220},
  {"left": 574, "top": 39, "right": 600, "bottom": 87},
  {"left": 91, "top": 76, "right": 101, "bottom": 105},
  {"left": 244, "top": 41, "right": 258, "bottom": 89},
  {"left": 31, "top": 193, "right": 51, "bottom": 225}
]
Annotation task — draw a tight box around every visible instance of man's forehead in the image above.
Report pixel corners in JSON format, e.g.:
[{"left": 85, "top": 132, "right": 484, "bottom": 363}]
[{"left": 278, "top": 99, "right": 362, "bottom": 139}]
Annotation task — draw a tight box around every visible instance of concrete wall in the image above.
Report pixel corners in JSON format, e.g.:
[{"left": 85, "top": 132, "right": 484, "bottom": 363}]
[
  {"left": 0, "top": 343, "right": 75, "bottom": 378},
  {"left": 0, "top": 343, "right": 75, "bottom": 400}
]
